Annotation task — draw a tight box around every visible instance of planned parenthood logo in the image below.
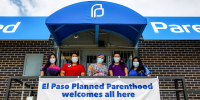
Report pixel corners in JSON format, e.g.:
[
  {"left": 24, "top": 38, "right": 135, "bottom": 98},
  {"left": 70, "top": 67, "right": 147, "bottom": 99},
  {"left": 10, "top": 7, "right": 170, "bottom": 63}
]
[{"left": 91, "top": 4, "right": 104, "bottom": 18}]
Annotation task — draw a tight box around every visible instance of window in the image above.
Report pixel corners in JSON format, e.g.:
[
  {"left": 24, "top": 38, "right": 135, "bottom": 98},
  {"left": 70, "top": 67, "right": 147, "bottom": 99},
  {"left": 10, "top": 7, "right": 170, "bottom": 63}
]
[{"left": 23, "top": 54, "right": 44, "bottom": 76}]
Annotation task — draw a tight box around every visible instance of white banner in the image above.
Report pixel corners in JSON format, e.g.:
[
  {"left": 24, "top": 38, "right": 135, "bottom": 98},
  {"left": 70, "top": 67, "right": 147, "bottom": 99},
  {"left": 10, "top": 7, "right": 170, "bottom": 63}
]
[{"left": 37, "top": 78, "right": 160, "bottom": 100}]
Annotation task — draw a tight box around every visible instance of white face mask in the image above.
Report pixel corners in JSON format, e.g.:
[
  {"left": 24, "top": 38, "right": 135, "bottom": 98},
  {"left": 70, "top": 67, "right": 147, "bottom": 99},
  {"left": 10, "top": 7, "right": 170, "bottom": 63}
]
[
  {"left": 97, "top": 58, "right": 103, "bottom": 63},
  {"left": 114, "top": 57, "right": 120, "bottom": 63},
  {"left": 133, "top": 62, "right": 139, "bottom": 67},
  {"left": 50, "top": 58, "right": 56, "bottom": 63},
  {"left": 72, "top": 57, "right": 78, "bottom": 63}
]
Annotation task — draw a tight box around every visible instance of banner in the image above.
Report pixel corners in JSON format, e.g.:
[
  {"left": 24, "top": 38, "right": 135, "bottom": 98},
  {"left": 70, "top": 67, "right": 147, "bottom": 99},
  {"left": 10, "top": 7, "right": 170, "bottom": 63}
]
[
  {"left": 1, "top": 17, "right": 200, "bottom": 40},
  {"left": 143, "top": 17, "right": 200, "bottom": 40},
  {"left": 37, "top": 78, "right": 160, "bottom": 100},
  {"left": 0, "top": 17, "right": 50, "bottom": 40}
]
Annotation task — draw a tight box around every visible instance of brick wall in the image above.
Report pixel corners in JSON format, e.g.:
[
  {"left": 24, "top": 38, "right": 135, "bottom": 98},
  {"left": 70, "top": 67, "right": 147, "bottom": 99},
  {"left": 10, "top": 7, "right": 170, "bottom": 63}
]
[
  {"left": 0, "top": 40, "right": 55, "bottom": 100},
  {"left": 0, "top": 40, "right": 200, "bottom": 100},
  {"left": 138, "top": 40, "right": 200, "bottom": 100}
]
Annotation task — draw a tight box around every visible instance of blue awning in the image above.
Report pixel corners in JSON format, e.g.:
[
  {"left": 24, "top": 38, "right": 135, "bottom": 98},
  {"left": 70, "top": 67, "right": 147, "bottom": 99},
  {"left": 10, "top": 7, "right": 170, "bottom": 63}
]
[{"left": 45, "top": 1, "right": 147, "bottom": 46}]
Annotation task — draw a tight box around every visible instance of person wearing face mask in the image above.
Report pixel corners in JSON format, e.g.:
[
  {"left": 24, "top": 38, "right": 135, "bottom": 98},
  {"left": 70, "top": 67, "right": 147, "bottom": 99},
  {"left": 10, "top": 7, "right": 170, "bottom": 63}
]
[
  {"left": 40, "top": 54, "right": 61, "bottom": 76},
  {"left": 60, "top": 53, "right": 86, "bottom": 76},
  {"left": 87, "top": 54, "right": 108, "bottom": 76},
  {"left": 109, "top": 53, "right": 128, "bottom": 76},
  {"left": 128, "top": 57, "right": 151, "bottom": 76}
]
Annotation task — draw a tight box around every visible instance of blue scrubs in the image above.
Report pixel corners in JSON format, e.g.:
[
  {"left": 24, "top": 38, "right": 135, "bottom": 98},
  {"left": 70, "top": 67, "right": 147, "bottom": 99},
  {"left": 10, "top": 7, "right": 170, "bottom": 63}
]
[{"left": 128, "top": 66, "right": 150, "bottom": 76}]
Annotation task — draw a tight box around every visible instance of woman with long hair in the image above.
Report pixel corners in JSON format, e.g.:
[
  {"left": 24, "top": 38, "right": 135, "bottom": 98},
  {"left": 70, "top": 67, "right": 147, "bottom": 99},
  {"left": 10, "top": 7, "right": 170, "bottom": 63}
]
[
  {"left": 128, "top": 57, "right": 151, "bottom": 76},
  {"left": 109, "top": 53, "right": 128, "bottom": 76},
  {"left": 60, "top": 53, "right": 86, "bottom": 76},
  {"left": 40, "top": 54, "right": 61, "bottom": 76},
  {"left": 87, "top": 54, "right": 108, "bottom": 76}
]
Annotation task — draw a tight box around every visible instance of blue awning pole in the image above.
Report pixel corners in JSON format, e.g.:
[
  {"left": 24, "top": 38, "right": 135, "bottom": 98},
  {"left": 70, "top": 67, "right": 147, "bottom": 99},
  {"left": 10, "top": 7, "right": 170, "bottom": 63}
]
[{"left": 95, "top": 25, "right": 99, "bottom": 44}]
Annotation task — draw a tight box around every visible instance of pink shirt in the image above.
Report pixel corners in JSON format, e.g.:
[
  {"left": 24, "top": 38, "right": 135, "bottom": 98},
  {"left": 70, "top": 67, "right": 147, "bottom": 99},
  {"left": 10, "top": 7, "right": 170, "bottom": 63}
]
[{"left": 41, "top": 64, "right": 61, "bottom": 76}]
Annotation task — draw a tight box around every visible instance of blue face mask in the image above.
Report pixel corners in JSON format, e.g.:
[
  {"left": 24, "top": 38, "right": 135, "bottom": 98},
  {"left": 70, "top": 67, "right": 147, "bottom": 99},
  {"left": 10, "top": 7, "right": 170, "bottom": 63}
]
[
  {"left": 133, "top": 62, "right": 139, "bottom": 67},
  {"left": 50, "top": 58, "right": 56, "bottom": 63},
  {"left": 72, "top": 57, "right": 78, "bottom": 63},
  {"left": 97, "top": 58, "right": 103, "bottom": 63},
  {"left": 114, "top": 57, "right": 120, "bottom": 63}
]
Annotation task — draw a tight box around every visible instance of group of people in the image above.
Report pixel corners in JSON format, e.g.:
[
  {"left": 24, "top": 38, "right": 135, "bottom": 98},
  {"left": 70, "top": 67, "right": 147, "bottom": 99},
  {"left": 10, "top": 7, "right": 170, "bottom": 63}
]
[{"left": 40, "top": 53, "right": 151, "bottom": 76}]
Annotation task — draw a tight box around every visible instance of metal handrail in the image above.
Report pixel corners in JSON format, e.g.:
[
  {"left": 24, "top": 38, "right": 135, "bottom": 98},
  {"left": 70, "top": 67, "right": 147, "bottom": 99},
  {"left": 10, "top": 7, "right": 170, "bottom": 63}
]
[{"left": 5, "top": 76, "right": 189, "bottom": 100}]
